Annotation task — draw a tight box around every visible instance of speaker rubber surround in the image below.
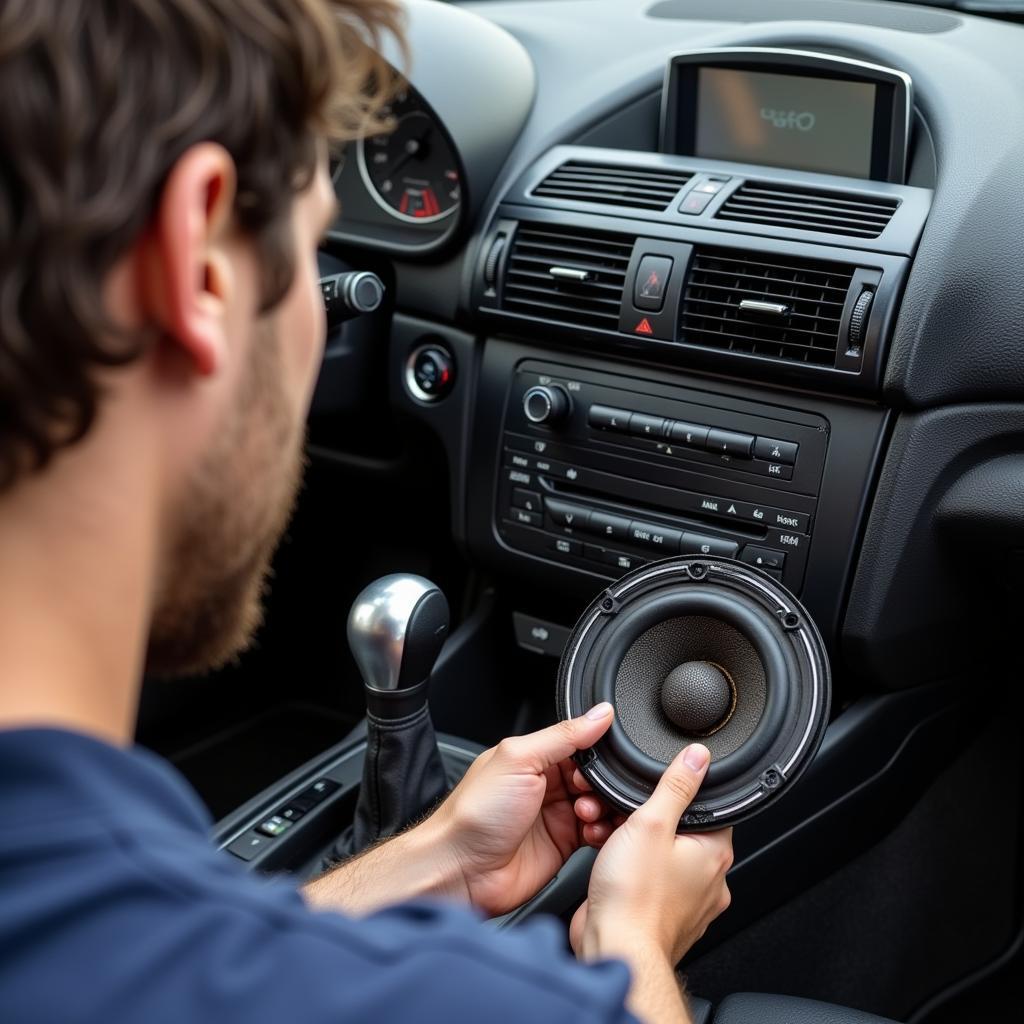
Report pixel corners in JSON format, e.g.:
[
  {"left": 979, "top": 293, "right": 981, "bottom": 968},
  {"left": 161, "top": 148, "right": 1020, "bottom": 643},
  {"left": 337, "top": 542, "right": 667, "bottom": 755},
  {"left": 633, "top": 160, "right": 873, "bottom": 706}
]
[{"left": 557, "top": 556, "right": 830, "bottom": 831}]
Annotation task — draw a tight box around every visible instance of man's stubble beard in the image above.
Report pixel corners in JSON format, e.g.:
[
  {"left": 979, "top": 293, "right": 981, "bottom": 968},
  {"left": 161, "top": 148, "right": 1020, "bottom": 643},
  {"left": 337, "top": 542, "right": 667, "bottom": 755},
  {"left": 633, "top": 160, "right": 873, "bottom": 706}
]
[{"left": 145, "top": 319, "right": 307, "bottom": 678}]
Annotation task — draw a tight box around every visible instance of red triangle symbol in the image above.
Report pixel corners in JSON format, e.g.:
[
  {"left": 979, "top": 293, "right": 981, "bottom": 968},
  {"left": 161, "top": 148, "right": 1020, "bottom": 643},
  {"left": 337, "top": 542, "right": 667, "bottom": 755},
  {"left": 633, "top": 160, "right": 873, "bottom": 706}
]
[{"left": 634, "top": 318, "right": 654, "bottom": 335}]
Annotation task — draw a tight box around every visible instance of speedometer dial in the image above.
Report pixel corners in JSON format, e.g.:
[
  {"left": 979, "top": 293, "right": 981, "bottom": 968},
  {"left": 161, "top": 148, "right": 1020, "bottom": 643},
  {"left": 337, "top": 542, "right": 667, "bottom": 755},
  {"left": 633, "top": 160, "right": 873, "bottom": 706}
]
[{"left": 357, "top": 90, "right": 461, "bottom": 224}]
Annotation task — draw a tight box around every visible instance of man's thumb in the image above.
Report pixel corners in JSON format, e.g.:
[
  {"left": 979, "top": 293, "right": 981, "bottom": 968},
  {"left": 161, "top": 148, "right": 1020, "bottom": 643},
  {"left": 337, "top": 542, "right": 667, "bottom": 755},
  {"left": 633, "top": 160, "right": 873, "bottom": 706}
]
[
  {"left": 641, "top": 743, "right": 711, "bottom": 825},
  {"left": 497, "top": 703, "right": 614, "bottom": 770}
]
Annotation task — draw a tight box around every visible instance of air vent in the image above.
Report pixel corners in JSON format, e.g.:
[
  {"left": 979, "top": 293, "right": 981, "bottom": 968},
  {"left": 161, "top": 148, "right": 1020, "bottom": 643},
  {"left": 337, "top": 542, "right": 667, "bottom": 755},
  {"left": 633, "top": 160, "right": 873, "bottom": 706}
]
[
  {"left": 502, "top": 224, "right": 634, "bottom": 331},
  {"left": 681, "top": 248, "right": 855, "bottom": 366},
  {"left": 533, "top": 161, "right": 691, "bottom": 212},
  {"left": 716, "top": 181, "right": 900, "bottom": 238}
]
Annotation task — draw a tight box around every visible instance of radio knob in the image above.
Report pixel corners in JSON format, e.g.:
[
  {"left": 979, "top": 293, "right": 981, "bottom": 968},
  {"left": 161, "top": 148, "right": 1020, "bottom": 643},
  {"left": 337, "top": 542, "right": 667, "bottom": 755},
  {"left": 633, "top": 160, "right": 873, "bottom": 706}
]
[{"left": 523, "top": 385, "right": 571, "bottom": 427}]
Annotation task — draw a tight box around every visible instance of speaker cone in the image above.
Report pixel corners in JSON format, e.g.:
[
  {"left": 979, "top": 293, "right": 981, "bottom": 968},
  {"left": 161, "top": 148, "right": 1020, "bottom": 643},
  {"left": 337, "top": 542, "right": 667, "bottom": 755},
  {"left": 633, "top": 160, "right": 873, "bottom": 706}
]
[{"left": 557, "top": 556, "right": 830, "bottom": 831}]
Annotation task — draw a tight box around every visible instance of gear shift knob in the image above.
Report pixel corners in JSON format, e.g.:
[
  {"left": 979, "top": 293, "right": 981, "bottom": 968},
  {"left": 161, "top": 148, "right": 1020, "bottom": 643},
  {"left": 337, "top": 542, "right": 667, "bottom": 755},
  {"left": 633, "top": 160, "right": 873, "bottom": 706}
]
[{"left": 347, "top": 575, "right": 449, "bottom": 702}]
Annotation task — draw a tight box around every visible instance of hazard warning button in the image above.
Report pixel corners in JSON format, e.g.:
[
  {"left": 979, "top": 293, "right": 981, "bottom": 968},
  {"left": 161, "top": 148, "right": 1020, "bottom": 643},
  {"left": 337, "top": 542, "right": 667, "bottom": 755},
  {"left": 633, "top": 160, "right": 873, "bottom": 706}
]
[{"left": 633, "top": 255, "right": 673, "bottom": 313}]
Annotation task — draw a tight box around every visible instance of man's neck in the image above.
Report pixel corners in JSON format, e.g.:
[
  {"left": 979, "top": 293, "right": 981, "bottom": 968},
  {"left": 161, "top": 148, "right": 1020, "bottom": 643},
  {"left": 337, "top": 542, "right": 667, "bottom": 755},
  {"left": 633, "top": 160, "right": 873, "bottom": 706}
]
[{"left": 0, "top": 431, "right": 161, "bottom": 747}]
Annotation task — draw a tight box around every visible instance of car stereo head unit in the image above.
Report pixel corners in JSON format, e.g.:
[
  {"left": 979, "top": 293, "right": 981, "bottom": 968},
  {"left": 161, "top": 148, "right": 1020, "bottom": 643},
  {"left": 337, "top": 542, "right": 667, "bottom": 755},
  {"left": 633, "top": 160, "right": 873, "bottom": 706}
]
[{"left": 660, "top": 48, "right": 912, "bottom": 183}]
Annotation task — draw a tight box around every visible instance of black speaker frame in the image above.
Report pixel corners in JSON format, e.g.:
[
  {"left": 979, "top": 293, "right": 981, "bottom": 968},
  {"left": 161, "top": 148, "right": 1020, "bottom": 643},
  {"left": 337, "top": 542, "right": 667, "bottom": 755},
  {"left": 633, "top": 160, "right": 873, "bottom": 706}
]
[{"left": 557, "top": 556, "right": 830, "bottom": 831}]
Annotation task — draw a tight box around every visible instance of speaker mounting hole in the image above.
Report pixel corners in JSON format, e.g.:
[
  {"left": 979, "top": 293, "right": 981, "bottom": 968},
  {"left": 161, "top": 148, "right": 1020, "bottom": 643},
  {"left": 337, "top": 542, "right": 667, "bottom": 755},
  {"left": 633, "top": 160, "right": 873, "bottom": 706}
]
[{"left": 782, "top": 611, "right": 800, "bottom": 630}]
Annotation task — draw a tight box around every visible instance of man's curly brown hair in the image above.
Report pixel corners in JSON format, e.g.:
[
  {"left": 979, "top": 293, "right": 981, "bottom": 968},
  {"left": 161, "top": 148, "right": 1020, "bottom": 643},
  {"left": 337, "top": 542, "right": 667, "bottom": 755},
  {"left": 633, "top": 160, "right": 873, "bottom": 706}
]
[{"left": 0, "top": 0, "right": 403, "bottom": 490}]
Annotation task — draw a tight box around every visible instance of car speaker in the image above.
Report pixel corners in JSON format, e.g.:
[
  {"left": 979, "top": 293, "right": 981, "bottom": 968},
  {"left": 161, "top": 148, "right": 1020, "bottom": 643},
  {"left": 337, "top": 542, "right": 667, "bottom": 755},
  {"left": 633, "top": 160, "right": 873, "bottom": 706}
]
[{"left": 557, "top": 556, "right": 830, "bottom": 831}]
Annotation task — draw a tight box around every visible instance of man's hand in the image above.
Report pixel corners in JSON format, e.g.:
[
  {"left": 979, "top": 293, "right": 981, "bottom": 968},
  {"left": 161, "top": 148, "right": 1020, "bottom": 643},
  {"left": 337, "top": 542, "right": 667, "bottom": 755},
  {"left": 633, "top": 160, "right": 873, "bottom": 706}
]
[
  {"left": 434, "top": 703, "right": 618, "bottom": 917},
  {"left": 571, "top": 743, "right": 733, "bottom": 1024}
]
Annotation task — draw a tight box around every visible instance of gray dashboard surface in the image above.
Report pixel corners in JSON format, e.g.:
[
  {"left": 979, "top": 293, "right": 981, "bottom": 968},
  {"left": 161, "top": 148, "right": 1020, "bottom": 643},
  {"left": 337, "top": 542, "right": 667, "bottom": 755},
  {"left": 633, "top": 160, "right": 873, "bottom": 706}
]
[{"left": 445, "top": 0, "right": 1024, "bottom": 409}]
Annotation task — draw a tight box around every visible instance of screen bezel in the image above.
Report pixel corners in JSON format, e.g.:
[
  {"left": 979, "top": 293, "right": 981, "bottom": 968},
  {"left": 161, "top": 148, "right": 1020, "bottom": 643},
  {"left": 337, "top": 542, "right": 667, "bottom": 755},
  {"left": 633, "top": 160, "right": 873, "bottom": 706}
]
[{"left": 659, "top": 48, "right": 912, "bottom": 183}]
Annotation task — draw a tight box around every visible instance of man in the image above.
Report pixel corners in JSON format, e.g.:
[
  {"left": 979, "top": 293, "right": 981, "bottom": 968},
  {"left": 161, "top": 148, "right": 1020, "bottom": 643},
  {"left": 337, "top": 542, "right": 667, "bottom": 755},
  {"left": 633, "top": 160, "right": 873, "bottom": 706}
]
[{"left": 0, "top": 1, "right": 733, "bottom": 1022}]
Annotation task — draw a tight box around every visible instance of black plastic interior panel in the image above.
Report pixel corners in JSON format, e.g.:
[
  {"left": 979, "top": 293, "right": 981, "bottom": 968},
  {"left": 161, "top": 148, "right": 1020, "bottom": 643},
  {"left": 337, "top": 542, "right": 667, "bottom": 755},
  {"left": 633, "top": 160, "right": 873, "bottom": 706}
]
[{"left": 843, "top": 403, "right": 1024, "bottom": 689}]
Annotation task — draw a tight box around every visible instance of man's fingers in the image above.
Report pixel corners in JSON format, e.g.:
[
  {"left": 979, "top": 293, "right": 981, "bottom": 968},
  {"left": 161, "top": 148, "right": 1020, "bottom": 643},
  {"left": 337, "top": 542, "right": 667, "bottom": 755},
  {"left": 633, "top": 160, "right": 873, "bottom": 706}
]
[
  {"left": 494, "top": 703, "right": 614, "bottom": 772},
  {"left": 571, "top": 768, "right": 593, "bottom": 793},
  {"left": 637, "top": 743, "right": 711, "bottom": 826},
  {"left": 574, "top": 795, "right": 605, "bottom": 822},
  {"left": 582, "top": 821, "right": 613, "bottom": 846}
]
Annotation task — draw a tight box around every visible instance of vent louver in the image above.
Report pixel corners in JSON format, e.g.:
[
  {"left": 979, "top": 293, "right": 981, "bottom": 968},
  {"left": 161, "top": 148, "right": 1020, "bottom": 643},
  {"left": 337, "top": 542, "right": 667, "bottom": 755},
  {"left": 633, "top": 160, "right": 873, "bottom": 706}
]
[
  {"left": 681, "top": 248, "right": 855, "bottom": 366},
  {"left": 532, "top": 161, "right": 691, "bottom": 212},
  {"left": 715, "top": 181, "right": 900, "bottom": 238},
  {"left": 502, "top": 224, "right": 635, "bottom": 331}
]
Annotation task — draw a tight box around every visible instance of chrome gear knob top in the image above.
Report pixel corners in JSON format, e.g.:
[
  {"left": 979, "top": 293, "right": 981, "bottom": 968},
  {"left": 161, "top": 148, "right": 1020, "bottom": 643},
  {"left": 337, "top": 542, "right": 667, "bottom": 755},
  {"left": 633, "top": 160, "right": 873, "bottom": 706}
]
[{"left": 346, "top": 574, "right": 450, "bottom": 695}]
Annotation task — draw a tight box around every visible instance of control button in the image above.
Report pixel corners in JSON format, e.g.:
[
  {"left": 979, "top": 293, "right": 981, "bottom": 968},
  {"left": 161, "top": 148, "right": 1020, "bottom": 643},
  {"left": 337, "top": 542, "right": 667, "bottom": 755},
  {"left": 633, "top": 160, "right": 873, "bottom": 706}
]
[
  {"left": 628, "top": 520, "right": 683, "bottom": 553},
  {"left": 558, "top": 463, "right": 584, "bottom": 484},
  {"left": 532, "top": 456, "right": 555, "bottom": 474},
  {"left": 692, "top": 178, "right": 728, "bottom": 195},
  {"left": 507, "top": 468, "right": 532, "bottom": 487},
  {"left": 511, "top": 508, "right": 542, "bottom": 528},
  {"left": 587, "top": 511, "right": 632, "bottom": 541},
  {"left": 754, "top": 437, "right": 799, "bottom": 465},
  {"left": 310, "top": 779, "right": 339, "bottom": 798},
  {"left": 629, "top": 413, "right": 667, "bottom": 439},
  {"left": 407, "top": 346, "right": 455, "bottom": 402},
  {"left": 693, "top": 495, "right": 725, "bottom": 515},
  {"left": 506, "top": 452, "right": 531, "bottom": 470},
  {"left": 523, "top": 385, "right": 571, "bottom": 427},
  {"left": 226, "top": 831, "right": 274, "bottom": 862},
  {"left": 667, "top": 422, "right": 709, "bottom": 449},
  {"left": 740, "top": 546, "right": 786, "bottom": 571},
  {"left": 512, "top": 488, "right": 542, "bottom": 514},
  {"left": 679, "top": 191, "right": 713, "bottom": 215},
  {"left": 706, "top": 428, "right": 755, "bottom": 457},
  {"left": 258, "top": 815, "right": 293, "bottom": 838},
  {"left": 278, "top": 806, "right": 305, "bottom": 822},
  {"left": 584, "top": 543, "right": 607, "bottom": 563},
  {"left": 681, "top": 533, "right": 739, "bottom": 558},
  {"left": 633, "top": 255, "right": 674, "bottom": 313},
  {"left": 768, "top": 508, "right": 808, "bottom": 531},
  {"left": 550, "top": 537, "right": 583, "bottom": 557},
  {"left": 512, "top": 612, "right": 570, "bottom": 657},
  {"left": 545, "top": 499, "right": 590, "bottom": 530},
  {"left": 604, "top": 550, "right": 644, "bottom": 572},
  {"left": 588, "top": 405, "right": 632, "bottom": 433},
  {"left": 752, "top": 461, "right": 794, "bottom": 481}
]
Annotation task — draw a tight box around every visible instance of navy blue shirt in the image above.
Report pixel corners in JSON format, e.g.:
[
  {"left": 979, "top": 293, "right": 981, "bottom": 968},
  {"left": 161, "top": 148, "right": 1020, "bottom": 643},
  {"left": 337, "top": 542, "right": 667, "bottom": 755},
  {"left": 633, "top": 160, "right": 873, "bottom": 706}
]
[{"left": 0, "top": 729, "right": 635, "bottom": 1023}]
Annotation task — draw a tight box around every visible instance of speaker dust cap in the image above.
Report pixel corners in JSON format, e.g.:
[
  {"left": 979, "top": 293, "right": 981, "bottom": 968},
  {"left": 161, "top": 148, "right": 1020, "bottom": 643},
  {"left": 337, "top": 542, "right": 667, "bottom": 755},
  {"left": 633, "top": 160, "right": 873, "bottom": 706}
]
[{"left": 557, "top": 556, "right": 830, "bottom": 831}]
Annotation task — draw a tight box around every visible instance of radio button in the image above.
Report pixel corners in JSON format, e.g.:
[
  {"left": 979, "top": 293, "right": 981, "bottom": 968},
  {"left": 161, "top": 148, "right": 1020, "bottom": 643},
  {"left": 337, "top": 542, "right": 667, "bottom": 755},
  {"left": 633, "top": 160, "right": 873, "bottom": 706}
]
[
  {"left": 769, "top": 509, "right": 808, "bottom": 531},
  {"left": 681, "top": 533, "right": 739, "bottom": 558},
  {"left": 512, "top": 488, "right": 542, "bottom": 514},
  {"left": 752, "top": 460, "right": 794, "bottom": 481},
  {"left": 707, "top": 428, "right": 755, "bottom": 457},
  {"left": 545, "top": 499, "right": 590, "bottom": 530},
  {"left": 588, "top": 511, "right": 632, "bottom": 541},
  {"left": 667, "top": 422, "right": 709, "bottom": 449},
  {"left": 628, "top": 413, "right": 667, "bottom": 439},
  {"left": 588, "top": 405, "right": 632, "bottom": 433},
  {"left": 628, "top": 521, "right": 683, "bottom": 553},
  {"left": 740, "top": 546, "right": 786, "bottom": 571},
  {"left": 754, "top": 437, "right": 798, "bottom": 464},
  {"left": 510, "top": 508, "right": 542, "bottom": 528},
  {"left": 679, "top": 191, "right": 713, "bottom": 215},
  {"left": 550, "top": 537, "right": 583, "bottom": 557},
  {"left": 604, "top": 550, "right": 644, "bottom": 572}
]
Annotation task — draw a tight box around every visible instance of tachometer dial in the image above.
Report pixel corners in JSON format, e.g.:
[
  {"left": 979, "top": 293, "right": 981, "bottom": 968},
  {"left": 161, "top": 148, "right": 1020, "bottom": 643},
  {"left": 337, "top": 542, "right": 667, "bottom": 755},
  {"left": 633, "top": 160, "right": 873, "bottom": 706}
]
[{"left": 357, "top": 91, "right": 461, "bottom": 224}]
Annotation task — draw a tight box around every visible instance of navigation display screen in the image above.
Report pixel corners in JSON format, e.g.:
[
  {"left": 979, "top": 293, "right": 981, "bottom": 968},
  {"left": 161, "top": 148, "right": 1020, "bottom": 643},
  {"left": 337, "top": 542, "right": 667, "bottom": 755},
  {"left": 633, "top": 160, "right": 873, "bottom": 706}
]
[{"left": 694, "top": 67, "right": 877, "bottom": 178}]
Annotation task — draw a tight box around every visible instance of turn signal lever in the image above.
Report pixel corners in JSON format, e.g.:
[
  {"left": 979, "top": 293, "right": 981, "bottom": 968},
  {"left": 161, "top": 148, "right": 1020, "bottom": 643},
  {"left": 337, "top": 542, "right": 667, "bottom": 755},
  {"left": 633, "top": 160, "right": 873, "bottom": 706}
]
[
  {"left": 329, "top": 575, "right": 450, "bottom": 860},
  {"left": 320, "top": 270, "right": 385, "bottom": 330}
]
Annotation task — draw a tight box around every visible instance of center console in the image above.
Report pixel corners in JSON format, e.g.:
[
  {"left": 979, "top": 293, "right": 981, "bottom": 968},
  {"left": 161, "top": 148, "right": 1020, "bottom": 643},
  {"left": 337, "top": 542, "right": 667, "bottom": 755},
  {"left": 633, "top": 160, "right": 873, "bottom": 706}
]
[{"left": 499, "top": 361, "right": 826, "bottom": 593}]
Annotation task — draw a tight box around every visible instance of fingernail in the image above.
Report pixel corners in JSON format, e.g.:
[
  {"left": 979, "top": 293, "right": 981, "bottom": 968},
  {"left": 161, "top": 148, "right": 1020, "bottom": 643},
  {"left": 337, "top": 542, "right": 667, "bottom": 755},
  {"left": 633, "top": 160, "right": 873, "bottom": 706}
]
[
  {"left": 585, "top": 702, "right": 613, "bottom": 720},
  {"left": 684, "top": 744, "right": 710, "bottom": 770}
]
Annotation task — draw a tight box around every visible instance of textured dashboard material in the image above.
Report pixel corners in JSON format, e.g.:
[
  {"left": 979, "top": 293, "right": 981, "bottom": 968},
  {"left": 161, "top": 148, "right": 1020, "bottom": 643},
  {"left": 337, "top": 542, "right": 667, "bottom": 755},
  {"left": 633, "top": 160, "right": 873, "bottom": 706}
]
[{"left": 457, "top": 0, "right": 1024, "bottom": 408}]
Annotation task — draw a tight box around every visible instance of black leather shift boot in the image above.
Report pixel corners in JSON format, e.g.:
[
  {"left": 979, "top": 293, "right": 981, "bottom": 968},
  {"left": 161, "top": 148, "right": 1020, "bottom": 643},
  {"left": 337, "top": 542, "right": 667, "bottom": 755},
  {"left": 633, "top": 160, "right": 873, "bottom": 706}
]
[{"left": 327, "top": 701, "right": 448, "bottom": 862}]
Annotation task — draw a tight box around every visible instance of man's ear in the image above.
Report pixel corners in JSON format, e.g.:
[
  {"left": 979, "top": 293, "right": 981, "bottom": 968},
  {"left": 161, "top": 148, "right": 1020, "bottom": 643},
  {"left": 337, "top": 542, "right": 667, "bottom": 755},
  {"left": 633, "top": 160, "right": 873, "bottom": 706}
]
[{"left": 142, "top": 143, "right": 238, "bottom": 377}]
